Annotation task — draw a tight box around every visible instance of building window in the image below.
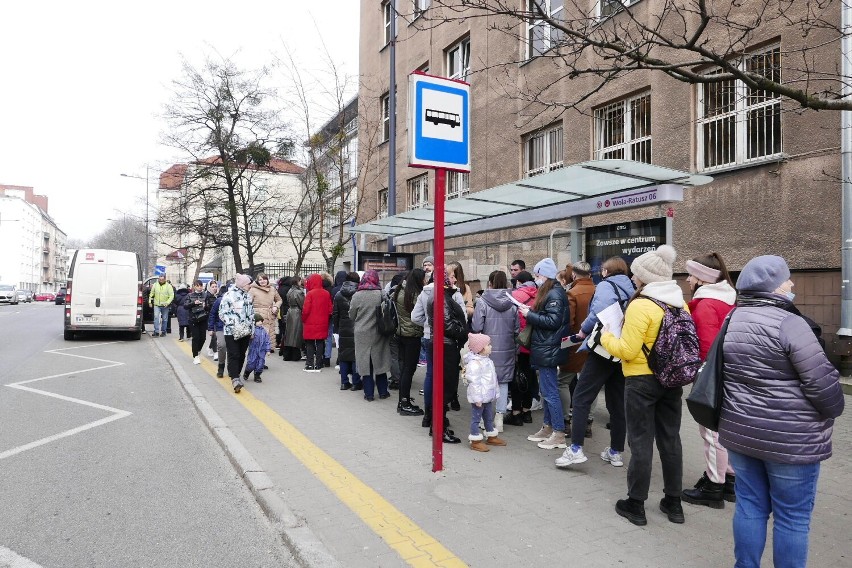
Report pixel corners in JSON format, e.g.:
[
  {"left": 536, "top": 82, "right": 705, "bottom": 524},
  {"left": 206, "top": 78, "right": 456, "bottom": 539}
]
[
  {"left": 594, "top": 92, "right": 651, "bottom": 163},
  {"left": 447, "top": 172, "right": 470, "bottom": 199},
  {"left": 698, "top": 46, "right": 781, "bottom": 171},
  {"left": 526, "top": 0, "right": 564, "bottom": 58},
  {"left": 598, "top": 0, "right": 638, "bottom": 18},
  {"left": 381, "top": 92, "right": 390, "bottom": 142},
  {"left": 414, "top": 0, "right": 430, "bottom": 19},
  {"left": 378, "top": 188, "right": 388, "bottom": 219},
  {"left": 382, "top": 1, "right": 398, "bottom": 46},
  {"left": 523, "top": 125, "right": 563, "bottom": 177},
  {"left": 407, "top": 175, "right": 429, "bottom": 210},
  {"left": 446, "top": 38, "right": 470, "bottom": 81}
]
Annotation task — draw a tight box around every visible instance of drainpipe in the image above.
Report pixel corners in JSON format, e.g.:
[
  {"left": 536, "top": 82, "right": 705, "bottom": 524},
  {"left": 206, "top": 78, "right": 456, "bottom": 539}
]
[
  {"left": 838, "top": 0, "right": 852, "bottom": 374},
  {"left": 387, "top": 0, "right": 397, "bottom": 253}
]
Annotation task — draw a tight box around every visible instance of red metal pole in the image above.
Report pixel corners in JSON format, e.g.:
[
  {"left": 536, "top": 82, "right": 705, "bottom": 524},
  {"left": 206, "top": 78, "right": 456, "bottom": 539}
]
[{"left": 432, "top": 168, "right": 446, "bottom": 472}]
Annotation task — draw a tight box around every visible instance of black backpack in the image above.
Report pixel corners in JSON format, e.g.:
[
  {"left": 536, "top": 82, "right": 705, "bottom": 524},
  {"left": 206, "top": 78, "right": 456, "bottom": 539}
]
[{"left": 376, "top": 292, "right": 398, "bottom": 336}]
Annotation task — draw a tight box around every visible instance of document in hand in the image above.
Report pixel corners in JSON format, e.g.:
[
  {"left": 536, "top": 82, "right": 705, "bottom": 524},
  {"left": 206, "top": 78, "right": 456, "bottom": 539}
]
[{"left": 596, "top": 302, "right": 625, "bottom": 338}]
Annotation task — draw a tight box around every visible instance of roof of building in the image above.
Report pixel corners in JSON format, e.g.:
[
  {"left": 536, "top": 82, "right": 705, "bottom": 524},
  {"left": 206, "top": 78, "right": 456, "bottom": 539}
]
[{"left": 160, "top": 157, "right": 305, "bottom": 191}]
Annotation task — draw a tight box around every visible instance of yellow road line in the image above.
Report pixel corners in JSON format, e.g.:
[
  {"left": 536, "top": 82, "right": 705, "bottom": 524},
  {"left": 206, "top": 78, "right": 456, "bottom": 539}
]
[{"left": 175, "top": 339, "right": 466, "bottom": 567}]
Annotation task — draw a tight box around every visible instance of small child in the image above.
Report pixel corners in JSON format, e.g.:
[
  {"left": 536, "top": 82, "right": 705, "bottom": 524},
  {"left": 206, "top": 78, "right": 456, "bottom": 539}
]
[
  {"left": 243, "top": 313, "right": 270, "bottom": 384},
  {"left": 464, "top": 333, "right": 507, "bottom": 452}
]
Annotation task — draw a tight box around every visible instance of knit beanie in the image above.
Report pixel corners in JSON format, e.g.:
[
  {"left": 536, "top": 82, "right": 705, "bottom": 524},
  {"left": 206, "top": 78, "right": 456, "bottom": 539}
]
[
  {"left": 234, "top": 274, "right": 252, "bottom": 290},
  {"left": 533, "top": 258, "right": 558, "bottom": 280},
  {"left": 736, "top": 255, "right": 790, "bottom": 293},
  {"left": 631, "top": 245, "right": 676, "bottom": 284},
  {"left": 423, "top": 255, "right": 434, "bottom": 267},
  {"left": 685, "top": 260, "right": 721, "bottom": 283},
  {"left": 467, "top": 333, "right": 491, "bottom": 355}
]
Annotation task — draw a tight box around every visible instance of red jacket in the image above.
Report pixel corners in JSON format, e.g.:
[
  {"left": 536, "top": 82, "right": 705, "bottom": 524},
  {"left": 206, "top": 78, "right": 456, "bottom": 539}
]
[
  {"left": 512, "top": 283, "right": 538, "bottom": 355},
  {"left": 688, "top": 297, "right": 735, "bottom": 360},
  {"left": 302, "top": 274, "right": 333, "bottom": 340}
]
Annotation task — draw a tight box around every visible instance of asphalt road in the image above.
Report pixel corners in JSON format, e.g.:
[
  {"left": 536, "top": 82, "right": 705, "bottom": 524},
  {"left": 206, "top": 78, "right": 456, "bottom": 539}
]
[{"left": 0, "top": 301, "right": 295, "bottom": 567}]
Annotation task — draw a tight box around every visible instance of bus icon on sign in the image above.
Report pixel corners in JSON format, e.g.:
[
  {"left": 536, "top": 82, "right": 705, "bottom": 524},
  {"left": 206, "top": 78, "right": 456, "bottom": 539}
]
[{"left": 425, "top": 109, "right": 460, "bottom": 128}]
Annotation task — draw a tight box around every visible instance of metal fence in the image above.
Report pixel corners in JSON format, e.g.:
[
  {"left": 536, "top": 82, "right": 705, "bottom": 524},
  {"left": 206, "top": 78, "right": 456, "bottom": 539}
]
[{"left": 248, "top": 262, "right": 329, "bottom": 280}]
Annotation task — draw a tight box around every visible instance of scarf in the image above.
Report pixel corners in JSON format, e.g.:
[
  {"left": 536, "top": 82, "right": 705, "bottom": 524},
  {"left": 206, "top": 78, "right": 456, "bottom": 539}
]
[{"left": 358, "top": 270, "right": 381, "bottom": 291}]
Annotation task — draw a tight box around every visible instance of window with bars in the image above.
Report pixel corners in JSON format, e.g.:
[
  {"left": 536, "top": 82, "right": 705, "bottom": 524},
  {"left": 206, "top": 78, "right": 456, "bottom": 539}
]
[
  {"left": 523, "top": 125, "right": 564, "bottom": 177},
  {"left": 378, "top": 188, "right": 389, "bottom": 219},
  {"left": 698, "top": 46, "right": 781, "bottom": 171},
  {"left": 414, "top": 0, "right": 430, "bottom": 18},
  {"left": 598, "top": 0, "right": 638, "bottom": 18},
  {"left": 594, "top": 93, "right": 651, "bottom": 163},
  {"left": 407, "top": 175, "right": 429, "bottom": 210},
  {"left": 526, "top": 0, "right": 564, "bottom": 58},
  {"left": 381, "top": 93, "right": 390, "bottom": 142},
  {"left": 447, "top": 172, "right": 470, "bottom": 199},
  {"left": 446, "top": 38, "right": 470, "bottom": 81}
]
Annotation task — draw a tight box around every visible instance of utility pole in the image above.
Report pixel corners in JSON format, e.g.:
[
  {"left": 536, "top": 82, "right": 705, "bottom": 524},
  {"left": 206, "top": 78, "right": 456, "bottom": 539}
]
[{"left": 388, "top": 0, "right": 397, "bottom": 253}]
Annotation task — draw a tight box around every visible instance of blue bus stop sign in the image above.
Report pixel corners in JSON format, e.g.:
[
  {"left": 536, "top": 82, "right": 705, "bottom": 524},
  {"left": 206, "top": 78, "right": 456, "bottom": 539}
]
[{"left": 408, "top": 72, "right": 470, "bottom": 172}]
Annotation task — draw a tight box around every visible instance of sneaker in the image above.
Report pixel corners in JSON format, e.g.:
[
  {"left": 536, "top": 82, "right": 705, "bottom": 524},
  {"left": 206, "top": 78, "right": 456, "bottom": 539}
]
[
  {"left": 555, "top": 445, "right": 588, "bottom": 467},
  {"left": 213, "top": 353, "right": 219, "bottom": 361},
  {"left": 417, "top": 360, "right": 427, "bottom": 367},
  {"left": 600, "top": 447, "right": 624, "bottom": 467},
  {"left": 206, "top": 348, "right": 215, "bottom": 357},
  {"left": 303, "top": 365, "right": 314, "bottom": 372},
  {"left": 178, "top": 338, "right": 184, "bottom": 342},
  {"left": 530, "top": 398, "right": 543, "bottom": 411},
  {"left": 537, "top": 431, "right": 567, "bottom": 449},
  {"left": 193, "top": 356, "right": 200, "bottom": 365},
  {"left": 335, "top": 365, "right": 340, "bottom": 371},
  {"left": 527, "top": 426, "right": 553, "bottom": 442}
]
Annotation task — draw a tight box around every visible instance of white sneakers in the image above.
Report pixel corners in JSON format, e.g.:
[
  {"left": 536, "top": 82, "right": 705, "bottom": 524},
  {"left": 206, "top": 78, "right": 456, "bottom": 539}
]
[
  {"left": 600, "top": 447, "right": 624, "bottom": 467},
  {"left": 193, "top": 356, "right": 201, "bottom": 365},
  {"left": 555, "top": 445, "right": 588, "bottom": 468},
  {"left": 213, "top": 353, "right": 219, "bottom": 361},
  {"left": 206, "top": 348, "right": 215, "bottom": 357}
]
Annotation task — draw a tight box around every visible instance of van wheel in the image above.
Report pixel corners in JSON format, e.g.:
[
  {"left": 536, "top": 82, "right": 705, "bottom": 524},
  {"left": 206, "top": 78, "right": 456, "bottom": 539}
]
[
  {"left": 64, "top": 330, "right": 74, "bottom": 340},
  {"left": 131, "top": 330, "right": 142, "bottom": 341}
]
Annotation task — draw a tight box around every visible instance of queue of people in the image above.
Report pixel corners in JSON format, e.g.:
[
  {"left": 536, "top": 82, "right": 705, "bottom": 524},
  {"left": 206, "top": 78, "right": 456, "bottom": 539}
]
[{"left": 153, "top": 247, "right": 844, "bottom": 567}]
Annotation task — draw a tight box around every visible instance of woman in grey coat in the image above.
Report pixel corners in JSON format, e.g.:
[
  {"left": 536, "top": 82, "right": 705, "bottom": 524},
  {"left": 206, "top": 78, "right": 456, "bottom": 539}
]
[
  {"left": 470, "top": 270, "right": 518, "bottom": 432},
  {"left": 282, "top": 276, "right": 305, "bottom": 361},
  {"left": 348, "top": 270, "right": 391, "bottom": 401},
  {"left": 719, "top": 255, "right": 844, "bottom": 568}
]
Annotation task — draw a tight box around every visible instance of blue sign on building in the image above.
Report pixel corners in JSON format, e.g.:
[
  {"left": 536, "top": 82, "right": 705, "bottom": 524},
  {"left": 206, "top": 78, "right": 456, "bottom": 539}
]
[
  {"left": 153, "top": 264, "right": 166, "bottom": 276},
  {"left": 408, "top": 72, "right": 470, "bottom": 172}
]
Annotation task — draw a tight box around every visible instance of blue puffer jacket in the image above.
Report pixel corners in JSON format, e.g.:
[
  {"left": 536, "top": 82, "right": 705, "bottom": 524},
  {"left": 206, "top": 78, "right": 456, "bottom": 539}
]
[
  {"left": 579, "top": 274, "right": 635, "bottom": 336},
  {"left": 719, "top": 296, "right": 844, "bottom": 464},
  {"left": 525, "top": 282, "right": 571, "bottom": 368}
]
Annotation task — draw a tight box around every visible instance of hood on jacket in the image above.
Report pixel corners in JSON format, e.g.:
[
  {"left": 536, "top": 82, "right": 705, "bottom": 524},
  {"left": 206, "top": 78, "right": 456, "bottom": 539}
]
[
  {"left": 175, "top": 288, "right": 189, "bottom": 299},
  {"left": 640, "top": 280, "right": 685, "bottom": 308},
  {"left": 482, "top": 289, "right": 515, "bottom": 312},
  {"left": 250, "top": 281, "right": 271, "bottom": 292},
  {"left": 333, "top": 270, "right": 347, "bottom": 288},
  {"left": 606, "top": 273, "right": 636, "bottom": 299},
  {"left": 693, "top": 280, "right": 737, "bottom": 305},
  {"left": 513, "top": 283, "right": 537, "bottom": 303},
  {"left": 305, "top": 274, "right": 323, "bottom": 291},
  {"left": 340, "top": 280, "right": 358, "bottom": 297}
]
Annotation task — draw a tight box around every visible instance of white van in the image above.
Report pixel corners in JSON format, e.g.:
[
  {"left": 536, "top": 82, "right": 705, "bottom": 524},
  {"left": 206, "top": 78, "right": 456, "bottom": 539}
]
[{"left": 64, "top": 249, "right": 143, "bottom": 340}]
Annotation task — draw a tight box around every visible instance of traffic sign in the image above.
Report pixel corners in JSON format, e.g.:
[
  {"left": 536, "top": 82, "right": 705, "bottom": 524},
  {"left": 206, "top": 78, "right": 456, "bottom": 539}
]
[
  {"left": 153, "top": 264, "right": 166, "bottom": 276},
  {"left": 408, "top": 72, "right": 470, "bottom": 171}
]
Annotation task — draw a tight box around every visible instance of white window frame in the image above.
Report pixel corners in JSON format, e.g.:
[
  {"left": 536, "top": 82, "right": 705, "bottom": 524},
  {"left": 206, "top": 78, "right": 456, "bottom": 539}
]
[
  {"left": 594, "top": 92, "right": 652, "bottom": 163},
  {"left": 447, "top": 172, "right": 470, "bottom": 200},
  {"left": 380, "top": 92, "right": 390, "bottom": 142},
  {"left": 414, "top": 0, "right": 430, "bottom": 19},
  {"left": 446, "top": 38, "right": 471, "bottom": 82},
  {"left": 382, "top": 1, "right": 398, "bottom": 46},
  {"left": 526, "top": 0, "right": 564, "bottom": 59},
  {"left": 597, "top": 0, "right": 639, "bottom": 19},
  {"left": 697, "top": 46, "right": 782, "bottom": 172},
  {"left": 378, "top": 188, "right": 389, "bottom": 219},
  {"left": 407, "top": 174, "right": 429, "bottom": 210},
  {"left": 523, "top": 124, "right": 564, "bottom": 177}
]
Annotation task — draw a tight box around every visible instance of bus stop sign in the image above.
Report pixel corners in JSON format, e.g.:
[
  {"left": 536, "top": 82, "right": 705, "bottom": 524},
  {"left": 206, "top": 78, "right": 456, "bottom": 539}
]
[{"left": 408, "top": 72, "right": 470, "bottom": 172}]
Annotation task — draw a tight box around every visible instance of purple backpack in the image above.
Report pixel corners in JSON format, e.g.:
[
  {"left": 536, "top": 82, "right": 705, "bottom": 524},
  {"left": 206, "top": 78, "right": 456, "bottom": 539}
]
[{"left": 641, "top": 298, "right": 701, "bottom": 388}]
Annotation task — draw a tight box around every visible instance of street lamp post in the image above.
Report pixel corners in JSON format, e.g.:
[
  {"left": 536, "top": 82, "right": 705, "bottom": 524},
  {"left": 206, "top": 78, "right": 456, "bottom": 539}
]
[{"left": 121, "top": 168, "right": 151, "bottom": 277}]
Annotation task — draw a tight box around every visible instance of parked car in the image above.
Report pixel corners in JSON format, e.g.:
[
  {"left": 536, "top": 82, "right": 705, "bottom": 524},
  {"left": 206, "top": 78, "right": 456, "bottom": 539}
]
[
  {"left": 16, "top": 289, "right": 33, "bottom": 303},
  {"left": 0, "top": 284, "right": 18, "bottom": 305},
  {"left": 55, "top": 287, "right": 67, "bottom": 305},
  {"left": 34, "top": 292, "right": 56, "bottom": 302}
]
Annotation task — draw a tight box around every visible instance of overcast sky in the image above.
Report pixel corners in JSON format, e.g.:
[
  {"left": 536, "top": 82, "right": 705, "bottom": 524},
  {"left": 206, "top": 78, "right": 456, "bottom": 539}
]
[{"left": 0, "top": 1, "right": 360, "bottom": 241}]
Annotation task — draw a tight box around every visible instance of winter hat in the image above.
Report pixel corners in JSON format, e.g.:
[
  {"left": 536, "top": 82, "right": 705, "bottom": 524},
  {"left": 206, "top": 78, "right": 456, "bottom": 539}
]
[
  {"left": 234, "top": 274, "right": 252, "bottom": 290},
  {"left": 254, "top": 313, "right": 264, "bottom": 323},
  {"left": 533, "top": 258, "right": 558, "bottom": 280},
  {"left": 422, "top": 255, "right": 434, "bottom": 267},
  {"left": 631, "top": 244, "right": 676, "bottom": 284},
  {"left": 686, "top": 260, "right": 721, "bottom": 283},
  {"left": 467, "top": 333, "right": 491, "bottom": 355},
  {"left": 736, "top": 255, "right": 790, "bottom": 293}
]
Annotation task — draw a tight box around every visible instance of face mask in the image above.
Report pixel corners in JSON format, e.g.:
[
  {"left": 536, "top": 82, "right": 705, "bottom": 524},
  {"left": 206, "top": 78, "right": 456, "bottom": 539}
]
[
  {"left": 785, "top": 291, "right": 796, "bottom": 302},
  {"left": 534, "top": 277, "right": 546, "bottom": 287}
]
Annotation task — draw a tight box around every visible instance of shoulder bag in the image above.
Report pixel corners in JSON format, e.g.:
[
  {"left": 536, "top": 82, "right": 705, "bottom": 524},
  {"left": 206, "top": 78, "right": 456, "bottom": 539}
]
[{"left": 685, "top": 312, "right": 733, "bottom": 430}]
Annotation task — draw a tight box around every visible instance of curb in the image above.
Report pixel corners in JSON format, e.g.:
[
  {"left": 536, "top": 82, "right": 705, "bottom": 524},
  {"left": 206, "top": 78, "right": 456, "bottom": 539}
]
[
  {"left": 154, "top": 339, "right": 342, "bottom": 568},
  {"left": 841, "top": 376, "right": 852, "bottom": 396}
]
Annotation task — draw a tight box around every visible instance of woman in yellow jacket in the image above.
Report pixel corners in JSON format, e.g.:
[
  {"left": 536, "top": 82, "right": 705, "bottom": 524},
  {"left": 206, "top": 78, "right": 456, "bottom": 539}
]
[{"left": 600, "top": 245, "right": 688, "bottom": 528}]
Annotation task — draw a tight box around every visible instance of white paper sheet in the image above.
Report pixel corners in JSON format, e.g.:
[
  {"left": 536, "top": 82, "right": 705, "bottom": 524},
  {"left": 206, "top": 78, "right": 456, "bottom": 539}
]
[{"left": 596, "top": 302, "right": 624, "bottom": 338}]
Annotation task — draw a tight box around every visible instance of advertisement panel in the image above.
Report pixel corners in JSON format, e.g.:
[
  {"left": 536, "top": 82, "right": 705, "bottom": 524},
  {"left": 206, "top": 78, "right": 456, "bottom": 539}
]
[{"left": 585, "top": 218, "right": 667, "bottom": 282}]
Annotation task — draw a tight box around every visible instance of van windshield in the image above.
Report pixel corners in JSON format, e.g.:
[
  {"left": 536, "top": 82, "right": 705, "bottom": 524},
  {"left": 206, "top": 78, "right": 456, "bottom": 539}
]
[{"left": 0, "top": 285, "right": 13, "bottom": 291}]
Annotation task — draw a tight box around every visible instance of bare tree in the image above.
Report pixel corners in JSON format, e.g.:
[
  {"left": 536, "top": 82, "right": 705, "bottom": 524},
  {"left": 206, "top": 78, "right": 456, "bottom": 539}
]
[
  {"left": 427, "top": 0, "right": 851, "bottom": 112},
  {"left": 89, "top": 216, "right": 149, "bottom": 263},
  {"left": 160, "top": 55, "right": 295, "bottom": 273}
]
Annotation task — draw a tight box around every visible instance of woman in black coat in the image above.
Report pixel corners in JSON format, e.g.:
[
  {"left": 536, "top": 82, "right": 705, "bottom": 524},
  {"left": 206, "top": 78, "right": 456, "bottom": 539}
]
[{"left": 332, "top": 272, "right": 362, "bottom": 390}]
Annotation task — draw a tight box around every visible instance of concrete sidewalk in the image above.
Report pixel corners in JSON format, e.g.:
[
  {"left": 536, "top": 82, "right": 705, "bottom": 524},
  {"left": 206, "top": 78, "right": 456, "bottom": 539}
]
[{"left": 155, "top": 335, "right": 852, "bottom": 567}]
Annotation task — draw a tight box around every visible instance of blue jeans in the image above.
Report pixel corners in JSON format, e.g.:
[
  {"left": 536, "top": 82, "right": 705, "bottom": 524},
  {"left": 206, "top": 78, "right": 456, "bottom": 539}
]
[
  {"left": 728, "top": 451, "right": 820, "bottom": 568},
  {"left": 470, "top": 401, "right": 494, "bottom": 438},
  {"left": 325, "top": 322, "right": 333, "bottom": 359},
  {"left": 423, "top": 337, "right": 434, "bottom": 409},
  {"left": 153, "top": 305, "right": 169, "bottom": 334},
  {"left": 362, "top": 361, "right": 388, "bottom": 400},
  {"left": 538, "top": 367, "right": 564, "bottom": 430},
  {"left": 339, "top": 360, "right": 361, "bottom": 387}
]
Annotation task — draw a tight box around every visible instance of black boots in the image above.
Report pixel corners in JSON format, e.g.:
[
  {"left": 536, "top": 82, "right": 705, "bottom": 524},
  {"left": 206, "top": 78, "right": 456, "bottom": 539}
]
[
  {"left": 398, "top": 398, "right": 425, "bottom": 416},
  {"left": 615, "top": 498, "right": 647, "bottom": 526},
  {"left": 682, "top": 472, "right": 725, "bottom": 509},
  {"left": 450, "top": 394, "right": 461, "bottom": 411},
  {"left": 724, "top": 473, "right": 736, "bottom": 503},
  {"left": 504, "top": 412, "right": 525, "bottom": 427},
  {"left": 660, "top": 495, "right": 685, "bottom": 524}
]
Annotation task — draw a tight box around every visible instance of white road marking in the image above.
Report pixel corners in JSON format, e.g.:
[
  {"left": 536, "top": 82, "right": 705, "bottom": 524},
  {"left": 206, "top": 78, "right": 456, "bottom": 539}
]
[
  {"left": 0, "top": 546, "right": 44, "bottom": 567},
  {"left": 0, "top": 343, "right": 133, "bottom": 461}
]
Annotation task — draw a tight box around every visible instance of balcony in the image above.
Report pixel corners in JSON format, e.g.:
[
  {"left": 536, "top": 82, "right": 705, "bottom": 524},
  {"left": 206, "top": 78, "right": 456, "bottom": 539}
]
[{"left": 43, "top": 232, "right": 50, "bottom": 240}]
